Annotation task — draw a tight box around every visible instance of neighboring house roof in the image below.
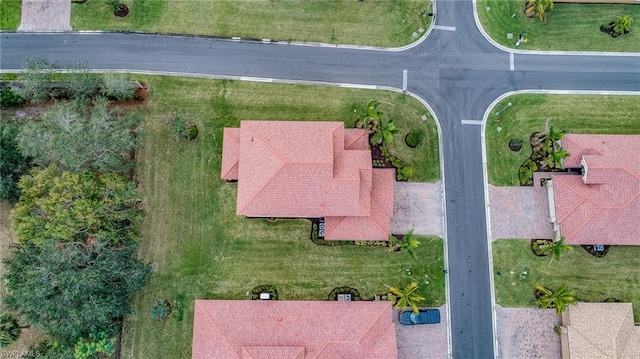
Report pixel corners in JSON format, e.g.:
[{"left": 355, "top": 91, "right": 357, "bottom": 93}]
[
  {"left": 562, "top": 302, "right": 640, "bottom": 359},
  {"left": 220, "top": 121, "right": 395, "bottom": 240},
  {"left": 552, "top": 135, "right": 640, "bottom": 245},
  {"left": 192, "top": 300, "right": 398, "bottom": 359}
]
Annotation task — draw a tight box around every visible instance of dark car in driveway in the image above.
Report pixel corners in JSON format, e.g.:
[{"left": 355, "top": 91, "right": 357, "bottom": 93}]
[{"left": 399, "top": 309, "right": 441, "bottom": 325}]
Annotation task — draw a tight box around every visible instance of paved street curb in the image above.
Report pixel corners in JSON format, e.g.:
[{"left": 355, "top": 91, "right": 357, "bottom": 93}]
[{"left": 480, "top": 89, "right": 640, "bottom": 359}]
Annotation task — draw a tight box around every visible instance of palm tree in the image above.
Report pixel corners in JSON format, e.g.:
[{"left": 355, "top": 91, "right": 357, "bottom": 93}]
[
  {"left": 535, "top": 284, "right": 576, "bottom": 314},
  {"left": 552, "top": 148, "right": 570, "bottom": 169},
  {"left": 548, "top": 125, "right": 565, "bottom": 142},
  {"left": 540, "top": 236, "right": 573, "bottom": 261},
  {"left": 613, "top": 15, "right": 633, "bottom": 35},
  {"left": 0, "top": 313, "right": 27, "bottom": 348},
  {"left": 356, "top": 100, "right": 384, "bottom": 134},
  {"left": 387, "top": 282, "right": 425, "bottom": 314},
  {"left": 400, "top": 229, "right": 420, "bottom": 259},
  {"left": 526, "top": 0, "right": 554, "bottom": 23},
  {"left": 371, "top": 119, "right": 399, "bottom": 146}
]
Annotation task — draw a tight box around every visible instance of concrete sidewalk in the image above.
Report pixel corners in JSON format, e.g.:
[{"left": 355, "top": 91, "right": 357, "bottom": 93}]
[{"left": 18, "top": 0, "right": 72, "bottom": 32}]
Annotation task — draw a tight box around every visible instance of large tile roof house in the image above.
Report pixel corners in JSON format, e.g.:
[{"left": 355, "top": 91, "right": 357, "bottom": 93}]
[
  {"left": 192, "top": 300, "right": 398, "bottom": 359},
  {"left": 221, "top": 121, "right": 395, "bottom": 240},
  {"left": 548, "top": 134, "right": 640, "bottom": 245},
  {"left": 560, "top": 302, "right": 640, "bottom": 359}
]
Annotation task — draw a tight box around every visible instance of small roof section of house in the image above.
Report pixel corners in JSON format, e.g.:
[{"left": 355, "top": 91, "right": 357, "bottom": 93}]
[
  {"left": 552, "top": 134, "right": 640, "bottom": 245},
  {"left": 192, "top": 300, "right": 398, "bottom": 359},
  {"left": 563, "top": 302, "right": 640, "bottom": 359},
  {"left": 324, "top": 168, "right": 395, "bottom": 240}
]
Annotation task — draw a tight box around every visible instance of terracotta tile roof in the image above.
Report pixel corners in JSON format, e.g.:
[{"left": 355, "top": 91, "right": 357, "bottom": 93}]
[
  {"left": 325, "top": 169, "right": 396, "bottom": 240},
  {"left": 552, "top": 135, "right": 640, "bottom": 245},
  {"left": 221, "top": 121, "right": 395, "bottom": 240},
  {"left": 563, "top": 303, "right": 640, "bottom": 359},
  {"left": 192, "top": 300, "right": 398, "bottom": 359},
  {"left": 221, "top": 128, "right": 240, "bottom": 180}
]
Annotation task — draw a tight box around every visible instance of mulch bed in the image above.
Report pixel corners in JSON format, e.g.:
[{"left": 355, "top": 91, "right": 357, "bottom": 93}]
[
  {"left": 581, "top": 244, "right": 610, "bottom": 258},
  {"left": 531, "top": 238, "right": 553, "bottom": 257},
  {"left": 114, "top": 3, "right": 129, "bottom": 17},
  {"left": 518, "top": 131, "right": 566, "bottom": 186},
  {"left": 600, "top": 22, "right": 629, "bottom": 38}
]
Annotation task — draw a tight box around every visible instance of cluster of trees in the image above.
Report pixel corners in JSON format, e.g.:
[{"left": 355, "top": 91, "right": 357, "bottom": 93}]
[
  {"left": 1, "top": 59, "right": 150, "bottom": 357},
  {"left": 4, "top": 58, "right": 138, "bottom": 105}
]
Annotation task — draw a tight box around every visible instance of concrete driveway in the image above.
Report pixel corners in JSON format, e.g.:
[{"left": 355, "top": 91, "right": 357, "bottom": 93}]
[
  {"left": 488, "top": 184, "right": 554, "bottom": 240},
  {"left": 496, "top": 306, "right": 561, "bottom": 359},
  {"left": 395, "top": 305, "right": 448, "bottom": 359},
  {"left": 391, "top": 181, "right": 444, "bottom": 238},
  {"left": 18, "top": 0, "right": 71, "bottom": 32}
]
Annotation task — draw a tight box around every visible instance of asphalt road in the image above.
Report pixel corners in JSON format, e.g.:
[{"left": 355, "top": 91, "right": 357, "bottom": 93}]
[{"left": 1, "top": 0, "right": 639, "bottom": 357}]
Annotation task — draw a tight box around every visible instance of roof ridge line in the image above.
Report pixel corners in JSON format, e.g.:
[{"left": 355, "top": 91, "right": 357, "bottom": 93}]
[
  {"left": 199, "top": 301, "right": 241, "bottom": 359},
  {"left": 238, "top": 125, "right": 286, "bottom": 213},
  {"left": 357, "top": 305, "right": 388, "bottom": 353},
  {"left": 324, "top": 216, "right": 348, "bottom": 239},
  {"left": 567, "top": 207, "right": 602, "bottom": 241}
]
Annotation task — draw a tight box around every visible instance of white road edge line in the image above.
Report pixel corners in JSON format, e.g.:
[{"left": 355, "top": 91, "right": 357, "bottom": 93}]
[
  {"left": 461, "top": 119, "right": 483, "bottom": 125},
  {"left": 402, "top": 69, "right": 408, "bottom": 91},
  {"left": 340, "top": 83, "right": 377, "bottom": 89},
  {"left": 433, "top": 25, "right": 456, "bottom": 32},
  {"left": 509, "top": 52, "right": 514, "bottom": 71},
  {"left": 239, "top": 76, "right": 273, "bottom": 83}
]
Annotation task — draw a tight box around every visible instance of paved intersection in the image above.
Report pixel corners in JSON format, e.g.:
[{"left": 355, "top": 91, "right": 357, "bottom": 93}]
[{"left": 1, "top": 0, "right": 639, "bottom": 357}]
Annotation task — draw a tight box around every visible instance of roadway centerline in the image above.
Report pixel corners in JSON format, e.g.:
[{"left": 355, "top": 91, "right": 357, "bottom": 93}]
[{"left": 433, "top": 25, "right": 456, "bottom": 32}]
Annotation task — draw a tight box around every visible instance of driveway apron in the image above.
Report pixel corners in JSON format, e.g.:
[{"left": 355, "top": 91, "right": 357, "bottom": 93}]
[
  {"left": 489, "top": 184, "right": 554, "bottom": 240},
  {"left": 392, "top": 181, "right": 444, "bottom": 237},
  {"left": 18, "top": 0, "right": 72, "bottom": 32}
]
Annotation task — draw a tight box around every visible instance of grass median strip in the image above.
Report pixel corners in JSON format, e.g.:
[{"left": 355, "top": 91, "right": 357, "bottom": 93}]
[
  {"left": 119, "top": 76, "right": 444, "bottom": 358},
  {"left": 493, "top": 239, "right": 640, "bottom": 322},
  {"left": 477, "top": 0, "right": 640, "bottom": 52},
  {"left": 71, "top": 0, "right": 432, "bottom": 47},
  {"left": 486, "top": 94, "right": 640, "bottom": 186}
]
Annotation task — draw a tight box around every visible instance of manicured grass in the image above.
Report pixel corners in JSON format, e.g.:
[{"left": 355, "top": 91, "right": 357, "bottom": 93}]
[
  {"left": 0, "top": 0, "right": 21, "bottom": 30},
  {"left": 477, "top": 0, "right": 640, "bottom": 52},
  {"left": 486, "top": 94, "right": 640, "bottom": 186},
  {"left": 493, "top": 239, "right": 640, "bottom": 322},
  {"left": 119, "top": 76, "right": 444, "bottom": 359},
  {"left": 71, "top": 0, "right": 432, "bottom": 47}
]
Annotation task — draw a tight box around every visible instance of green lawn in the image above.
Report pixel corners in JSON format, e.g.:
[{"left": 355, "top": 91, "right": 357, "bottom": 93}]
[
  {"left": 0, "top": 0, "right": 21, "bottom": 30},
  {"left": 71, "top": 0, "right": 432, "bottom": 47},
  {"left": 477, "top": 0, "right": 640, "bottom": 52},
  {"left": 486, "top": 94, "right": 640, "bottom": 186},
  {"left": 120, "top": 76, "right": 444, "bottom": 358},
  {"left": 493, "top": 239, "right": 640, "bottom": 322}
]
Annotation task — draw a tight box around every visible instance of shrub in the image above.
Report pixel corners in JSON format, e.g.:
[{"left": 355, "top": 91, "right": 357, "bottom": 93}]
[
  {"left": 0, "top": 87, "right": 25, "bottom": 108},
  {"left": 149, "top": 300, "right": 172, "bottom": 321},
  {"left": 73, "top": 332, "right": 115, "bottom": 359},
  {"left": 397, "top": 166, "right": 414, "bottom": 181},
  {"left": 327, "top": 286, "right": 362, "bottom": 301},
  {"left": 405, "top": 128, "right": 425, "bottom": 148},
  {"left": 251, "top": 285, "right": 279, "bottom": 300},
  {"left": 102, "top": 73, "right": 137, "bottom": 101}
]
